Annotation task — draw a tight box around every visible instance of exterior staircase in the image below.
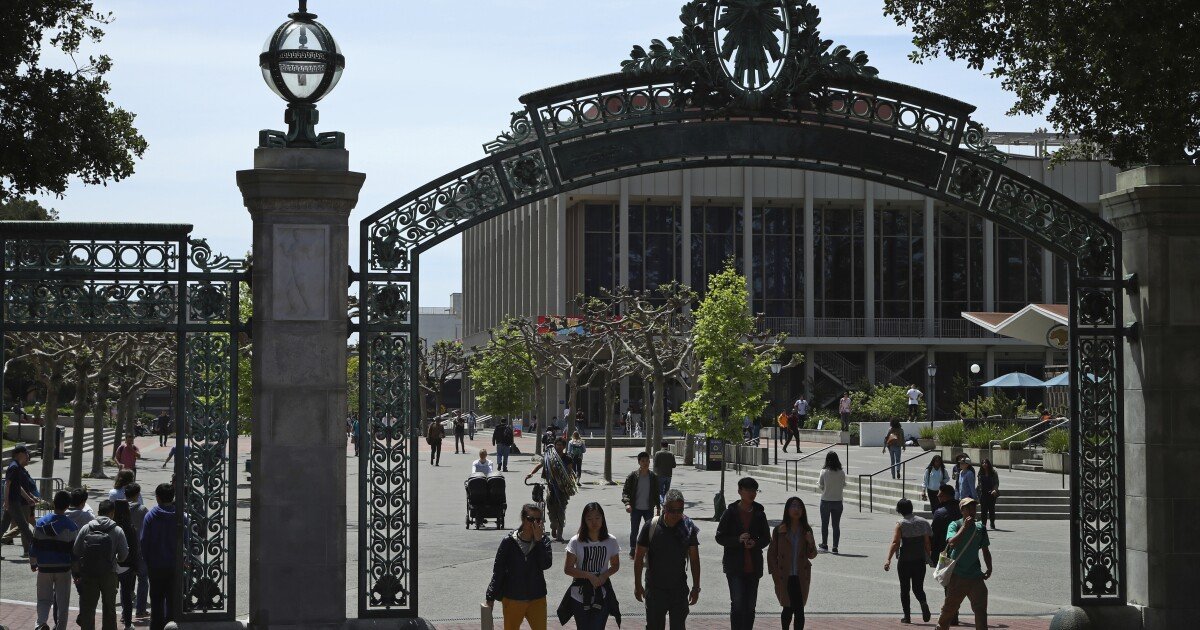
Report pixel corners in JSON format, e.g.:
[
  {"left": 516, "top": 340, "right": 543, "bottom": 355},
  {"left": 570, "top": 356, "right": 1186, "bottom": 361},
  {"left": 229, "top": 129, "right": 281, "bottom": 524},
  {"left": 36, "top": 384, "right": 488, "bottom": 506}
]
[
  {"left": 1011, "top": 450, "right": 1045, "bottom": 472},
  {"left": 738, "top": 458, "right": 1071, "bottom": 520}
]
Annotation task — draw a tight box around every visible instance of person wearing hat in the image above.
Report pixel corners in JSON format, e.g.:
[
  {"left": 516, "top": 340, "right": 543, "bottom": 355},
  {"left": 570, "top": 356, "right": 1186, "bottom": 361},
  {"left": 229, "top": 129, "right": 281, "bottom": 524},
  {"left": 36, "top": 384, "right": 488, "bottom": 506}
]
[
  {"left": 714, "top": 477, "right": 771, "bottom": 630},
  {"left": 2, "top": 444, "right": 40, "bottom": 557},
  {"left": 936, "top": 496, "right": 992, "bottom": 630}
]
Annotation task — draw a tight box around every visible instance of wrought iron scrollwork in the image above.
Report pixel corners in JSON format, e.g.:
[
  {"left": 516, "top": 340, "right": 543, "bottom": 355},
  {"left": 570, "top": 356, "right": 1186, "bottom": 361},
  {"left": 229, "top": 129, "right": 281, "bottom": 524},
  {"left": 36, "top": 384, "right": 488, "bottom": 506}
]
[
  {"left": 502, "top": 152, "right": 551, "bottom": 198},
  {"left": 4, "top": 280, "right": 178, "bottom": 325},
  {"left": 1073, "top": 333, "right": 1120, "bottom": 599},
  {"left": 189, "top": 238, "right": 247, "bottom": 271},
  {"left": 962, "top": 122, "right": 1007, "bottom": 164},
  {"left": 484, "top": 110, "right": 535, "bottom": 154},
  {"left": 947, "top": 159, "right": 991, "bottom": 205},
  {"left": 362, "top": 333, "right": 413, "bottom": 612},
  {"left": 365, "top": 282, "right": 410, "bottom": 325}
]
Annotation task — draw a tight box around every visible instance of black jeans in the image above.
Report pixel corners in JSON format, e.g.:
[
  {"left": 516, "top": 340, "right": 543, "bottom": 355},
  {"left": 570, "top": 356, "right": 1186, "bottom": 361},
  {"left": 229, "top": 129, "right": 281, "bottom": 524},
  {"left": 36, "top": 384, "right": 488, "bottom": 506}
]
[
  {"left": 782, "top": 574, "right": 805, "bottom": 629},
  {"left": 148, "top": 567, "right": 177, "bottom": 630},
  {"left": 118, "top": 569, "right": 137, "bottom": 626},
  {"left": 430, "top": 440, "right": 442, "bottom": 465},
  {"left": 908, "top": 404, "right": 919, "bottom": 421},
  {"left": 819, "top": 500, "right": 843, "bottom": 548},
  {"left": 980, "top": 493, "right": 997, "bottom": 528},
  {"left": 571, "top": 598, "right": 609, "bottom": 630},
  {"left": 454, "top": 433, "right": 465, "bottom": 453},
  {"left": 645, "top": 584, "right": 689, "bottom": 630},
  {"left": 726, "top": 573, "right": 760, "bottom": 630},
  {"left": 897, "top": 559, "right": 929, "bottom": 617}
]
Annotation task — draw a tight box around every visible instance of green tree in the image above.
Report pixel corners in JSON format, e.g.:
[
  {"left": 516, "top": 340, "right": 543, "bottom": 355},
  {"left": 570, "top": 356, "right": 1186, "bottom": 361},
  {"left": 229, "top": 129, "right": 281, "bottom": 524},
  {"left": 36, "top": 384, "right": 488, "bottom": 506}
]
[
  {"left": 0, "top": 197, "right": 58, "bottom": 220},
  {"left": 883, "top": 0, "right": 1200, "bottom": 167},
  {"left": 469, "top": 325, "right": 535, "bottom": 419},
  {"left": 671, "top": 262, "right": 781, "bottom": 508},
  {"left": 346, "top": 354, "right": 359, "bottom": 414},
  {"left": 2, "top": 2, "right": 148, "bottom": 199}
]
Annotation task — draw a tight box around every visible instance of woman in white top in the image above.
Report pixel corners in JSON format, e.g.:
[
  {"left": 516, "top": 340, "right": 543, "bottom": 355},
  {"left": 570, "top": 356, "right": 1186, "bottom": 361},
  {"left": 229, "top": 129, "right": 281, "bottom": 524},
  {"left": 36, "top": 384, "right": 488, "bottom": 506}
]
[
  {"left": 107, "top": 469, "right": 142, "bottom": 507},
  {"left": 472, "top": 449, "right": 493, "bottom": 476},
  {"left": 560, "top": 502, "right": 620, "bottom": 629},
  {"left": 922, "top": 455, "right": 950, "bottom": 510},
  {"left": 817, "top": 452, "right": 847, "bottom": 553}
]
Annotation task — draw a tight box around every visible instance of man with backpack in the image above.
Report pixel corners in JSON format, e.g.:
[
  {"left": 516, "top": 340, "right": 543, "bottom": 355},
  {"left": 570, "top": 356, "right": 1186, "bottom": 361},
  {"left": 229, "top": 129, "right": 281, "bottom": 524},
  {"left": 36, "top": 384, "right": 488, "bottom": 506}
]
[
  {"left": 633, "top": 489, "right": 701, "bottom": 630},
  {"left": 73, "top": 499, "right": 129, "bottom": 630},
  {"left": 140, "top": 483, "right": 179, "bottom": 630},
  {"left": 492, "top": 418, "right": 515, "bottom": 472},
  {"left": 30, "top": 490, "right": 79, "bottom": 630}
]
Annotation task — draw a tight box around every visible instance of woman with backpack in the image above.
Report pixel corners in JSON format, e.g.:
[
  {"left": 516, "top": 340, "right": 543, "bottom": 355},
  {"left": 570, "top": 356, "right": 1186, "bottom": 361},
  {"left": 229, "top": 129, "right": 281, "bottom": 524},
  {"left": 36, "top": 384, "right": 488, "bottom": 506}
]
[
  {"left": 567, "top": 432, "right": 587, "bottom": 479},
  {"left": 485, "top": 503, "right": 554, "bottom": 630},
  {"left": 114, "top": 500, "right": 143, "bottom": 630},
  {"left": 883, "top": 498, "right": 933, "bottom": 624},
  {"left": 883, "top": 420, "right": 905, "bottom": 479},
  {"left": 923, "top": 456, "right": 951, "bottom": 509},
  {"left": 767, "top": 496, "right": 817, "bottom": 629}
]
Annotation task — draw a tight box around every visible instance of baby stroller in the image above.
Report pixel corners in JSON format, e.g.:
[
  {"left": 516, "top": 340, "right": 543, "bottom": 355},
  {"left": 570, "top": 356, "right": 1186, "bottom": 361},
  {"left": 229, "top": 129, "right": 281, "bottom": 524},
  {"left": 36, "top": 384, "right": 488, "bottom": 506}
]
[{"left": 465, "top": 473, "right": 507, "bottom": 530}]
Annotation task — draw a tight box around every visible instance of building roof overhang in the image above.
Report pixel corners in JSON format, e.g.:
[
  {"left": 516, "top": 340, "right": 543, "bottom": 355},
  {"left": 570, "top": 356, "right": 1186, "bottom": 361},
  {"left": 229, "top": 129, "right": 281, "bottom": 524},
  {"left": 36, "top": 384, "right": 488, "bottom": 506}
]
[{"left": 961, "top": 304, "right": 1068, "bottom": 347}]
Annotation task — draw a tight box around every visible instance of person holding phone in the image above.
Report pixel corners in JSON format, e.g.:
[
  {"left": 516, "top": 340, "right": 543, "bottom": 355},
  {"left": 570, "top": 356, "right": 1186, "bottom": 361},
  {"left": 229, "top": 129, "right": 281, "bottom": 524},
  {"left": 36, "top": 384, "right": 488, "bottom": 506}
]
[{"left": 485, "top": 503, "right": 554, "bottom": 630}]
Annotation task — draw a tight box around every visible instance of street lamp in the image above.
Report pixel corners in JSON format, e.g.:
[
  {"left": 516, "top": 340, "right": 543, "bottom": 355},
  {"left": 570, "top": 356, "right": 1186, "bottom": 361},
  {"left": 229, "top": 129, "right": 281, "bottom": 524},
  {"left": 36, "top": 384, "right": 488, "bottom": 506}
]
[
  {"left": 259, "top": 1, "right": 346, "bottom": 148},
  {"left": 926, "top": 363, "right": 938, "bottom": 427},
  {"left": 970, "top": 363, "right": 981, "bottom": 419}
]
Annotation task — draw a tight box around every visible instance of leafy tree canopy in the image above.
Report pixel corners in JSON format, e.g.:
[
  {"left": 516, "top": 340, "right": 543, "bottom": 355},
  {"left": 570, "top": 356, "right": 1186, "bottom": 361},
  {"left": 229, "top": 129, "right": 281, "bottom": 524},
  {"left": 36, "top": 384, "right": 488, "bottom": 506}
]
[
  {"left": 0, "top": 197, "right": 58, "bottom": 220},
  {"left": 469, "top": 325, "right": 535, "bottom": 419},
  {"left": 883, "top": 0, "right": 1200, "bottom": 168},
  {"left": 1, "top": 1, "right": 148, "bottom": 199}
]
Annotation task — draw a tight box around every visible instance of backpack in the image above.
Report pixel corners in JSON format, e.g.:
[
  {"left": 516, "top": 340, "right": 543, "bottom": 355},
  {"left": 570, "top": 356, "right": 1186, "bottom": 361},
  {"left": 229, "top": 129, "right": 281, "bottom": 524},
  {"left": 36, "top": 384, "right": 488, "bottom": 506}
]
[
  {"left": 776, "top": 413, "right": 788, "bottom": 429},
  {"left": 502, "top": 425, "right": 514, "bottom": 445},
  {"left": 78, "top": 522, "right": 116, "bottom": 577}
]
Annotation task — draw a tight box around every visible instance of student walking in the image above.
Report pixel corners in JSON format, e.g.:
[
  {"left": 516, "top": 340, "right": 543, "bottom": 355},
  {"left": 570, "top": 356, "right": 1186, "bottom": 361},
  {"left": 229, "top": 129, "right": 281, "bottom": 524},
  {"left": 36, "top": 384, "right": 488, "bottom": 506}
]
[
  {"left": 923, "top": 456, "right": 951, "bottom": 509},
  {"left": 793, "top": 396, "right": 810, "bottom": 431},
  {"left": 74, "top": 499, "right": 130, "bottom": 630},
  {"left": 154, "top": 413, "right": 170, "bottom": 447},
  {"left": 29, "top": 490, "right": 79, "bottom": 630},
  {"left": 634, "top": 489, "right": 701, "bottom": 630},
  {"left": 817, "top": 452, "right": 846, "bottom": 553},
  {"left": 621, "top": 452, "right": 661, "bottom": 558},
  {"left": 884, "top": 498, "right": 933, "bottom": 624},
  {"left": 526, "top": 437, "right": 579, "bottom": 542},
  {"left": 2, "top": 444, "right": 39, "bottom": 557},
  {"left": 140, "top": 483, "right": 179, "bottom": 630},
  {"left": 838, "top": 392, "right": 853, "bottom": 427},
  {"left": 653, "top": 442, "right": 677, "bottom": 505},
  {"left": 955, "top": 456, "right": 978, "bottom": 501},
  {"left": 124, "top": 484, "right": 150, "bottom": 621},
  {"left": 108, "top": 469, "right": 141, "bottom": 506},
  {"left": 467, "top": 412, "right": 477, "bottom": 440},
  {"left": 715, "top": 477, "right": 771, "bottom": 630},
  {"left": 557, "top": 502, "right": 622, "bottom": 629},
  {"left": 930, "top": 485, "right": 962, "bottom": 626},
  {"left": 767, "top": 496, "right": 817, "bottom": 630},
  {"left": 492, "top": 419, "right": 515, "bottom": 472},
  {"left": 884, "top": 420, "right": 905, "bottom": 479},
  {"left": 453, "top": 414, "right": 467, "bottom": 454},
  {"left": 114, "top": 436, "right": 141, "bottom": 474},
  {"left": 976, "top": 460, "right": 1000, "bottom": 529},
  {"left": 113, "top": 500, "right": 143, "bottom": 630},
  {"left": 485, "top": 503, "right": 554, "bottom": 630},
  {"left": 426, "top": 419, "right": 445, "bottom": 466},
  {"left": 936, "top": 497, "right": 992, "bottom": 630},
  {"left": 567, "top": 431, "right": 587, "bottom": 479},
  {"left": 906, "top": 385, "right": 923, "bottom": 421}
]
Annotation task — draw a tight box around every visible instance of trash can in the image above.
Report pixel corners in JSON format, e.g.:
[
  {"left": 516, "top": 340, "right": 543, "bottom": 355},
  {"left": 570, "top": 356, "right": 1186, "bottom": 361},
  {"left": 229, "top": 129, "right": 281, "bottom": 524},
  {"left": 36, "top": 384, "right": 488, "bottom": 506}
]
[
  {"left": 54, "top": 426, "right": 66, "bottom": 459},
  {"left": 705, "top": 437, "right": 724, "bottom": 471}
]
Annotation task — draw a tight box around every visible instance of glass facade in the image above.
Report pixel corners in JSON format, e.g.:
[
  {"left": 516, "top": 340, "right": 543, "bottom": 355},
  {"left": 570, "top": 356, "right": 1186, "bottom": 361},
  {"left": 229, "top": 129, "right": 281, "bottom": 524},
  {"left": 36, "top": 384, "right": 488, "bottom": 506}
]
[
  {"left": 995, "top": 226, "right": 1044, "bottom": 312},
  {"left": 876, "top": 206, "right": 925, "bottom": 318},
  {"left": 584, "top": 202, "right": 684, "bottom": 300},
  {"left": 753, "top": 206, "right": 802, "bottom": 316},
  {"left": 813, "top": 206, "right": 865, "bottom": 318},
  {"left": 690, "top": 205, "right": 743, "bottom": 299},
  {"left": 936, "top": 208, "right": 986, "bottom": 318}
]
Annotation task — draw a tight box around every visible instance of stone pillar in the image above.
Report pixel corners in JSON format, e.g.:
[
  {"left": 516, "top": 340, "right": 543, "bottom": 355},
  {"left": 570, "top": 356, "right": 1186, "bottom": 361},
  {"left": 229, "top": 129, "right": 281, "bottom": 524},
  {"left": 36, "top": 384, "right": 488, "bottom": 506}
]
[
  {"left": 803, "top": 173, "right": 815, "bottom": 336},
  {"left": 237, "top": 148, "right": 364, "bottom": 630},
  {"left": 863, "top": 184, "right": 875, "bottom": 336},
  {"left": 1094, "top": 166, "right": 1200, "bottom": 629},
  {"left": 743, "top": 167, "right": 754, "bottom": 311},
  {"left": 924, "top": 197, "right": 936, "bottom": 336}
]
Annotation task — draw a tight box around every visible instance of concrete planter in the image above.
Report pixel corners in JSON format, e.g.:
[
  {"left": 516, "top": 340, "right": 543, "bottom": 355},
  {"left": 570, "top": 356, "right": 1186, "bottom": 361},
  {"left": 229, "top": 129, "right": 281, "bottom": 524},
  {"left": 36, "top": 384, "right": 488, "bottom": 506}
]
[
  {"left": 1043, "top": 452, "right": 1071, "bottom": 474},
  {"left": 991, "top": 448, "right": 1032, "bottom": 468},
  {"left": 939, "top": 445, "right": 963, "bottom": 462},
  {"left": 960, "top": 447, "right": 988, "bottom": 463},
  {"left": 794, "top": 429, "right": 848, "bottom": 444},
  {"left": 917, "top": 438, "right": 936, "bottom": 451}
]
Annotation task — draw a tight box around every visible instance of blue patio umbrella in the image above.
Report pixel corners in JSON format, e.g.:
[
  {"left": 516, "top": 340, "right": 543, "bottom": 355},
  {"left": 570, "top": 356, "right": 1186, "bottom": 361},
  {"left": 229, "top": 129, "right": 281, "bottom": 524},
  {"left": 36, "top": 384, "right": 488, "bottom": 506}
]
[
  {"left": 980, "top": 372, "right": 1046, "bottom": 387},
  {"left": 1042, "top": 372, "right": 1098, "bottom": 387}
]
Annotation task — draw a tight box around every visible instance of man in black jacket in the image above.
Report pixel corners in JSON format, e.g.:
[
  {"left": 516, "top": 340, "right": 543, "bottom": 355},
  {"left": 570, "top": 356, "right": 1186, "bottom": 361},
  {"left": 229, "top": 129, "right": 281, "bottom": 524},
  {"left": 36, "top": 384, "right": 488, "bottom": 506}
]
[
  {"left": 930, "top": 484, "right": 962, "bottom": 627},
  {"left": 492, "top": 419, "right": 514, "bottom": 472},
  {"left": 714, "top": 477, "right": 771, "bottom": 630},
  {"left": 622, "top": 452, "right": 661, "bottom": 559},
  {"left": 485, "top": 503, "right": 554, "bottom": 625}
]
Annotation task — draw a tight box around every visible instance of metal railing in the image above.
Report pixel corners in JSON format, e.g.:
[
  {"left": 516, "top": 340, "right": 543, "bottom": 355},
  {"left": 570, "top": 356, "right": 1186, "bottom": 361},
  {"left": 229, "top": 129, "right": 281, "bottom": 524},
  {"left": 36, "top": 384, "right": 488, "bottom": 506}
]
[
  {"left": 857, "top": 448, "right": 938, "bottom": 513},
  {"left": 784, "top": 442, "right": 850, "bottom": 492},
  {"left": 988, "top": 417, "right": 1070, "bottom": 470},
  {"left": 1, "top": 476, "right": 65, "bottom": 519},
  {"left": 759, "top": 317, "right": 1000, "bottom": 339}
]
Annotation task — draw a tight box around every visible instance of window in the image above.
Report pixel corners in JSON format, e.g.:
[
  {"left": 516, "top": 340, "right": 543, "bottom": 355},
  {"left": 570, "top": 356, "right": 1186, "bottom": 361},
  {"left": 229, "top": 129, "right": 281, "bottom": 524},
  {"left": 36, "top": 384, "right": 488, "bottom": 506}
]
[
  {"left": 813, "top": 206, "right": 864, "bottom": 318},
  {"left": 751, "top": 206, "right": 802, "bottom": 317},
  {"left": 936, "top": 208, "right": 985, "bottom": 318},
  {"left": 876, "top": 206, "right": 925, "bottom": 319},
  {"left": 583, "top": 203, "right": 617, "bottom": 299}
]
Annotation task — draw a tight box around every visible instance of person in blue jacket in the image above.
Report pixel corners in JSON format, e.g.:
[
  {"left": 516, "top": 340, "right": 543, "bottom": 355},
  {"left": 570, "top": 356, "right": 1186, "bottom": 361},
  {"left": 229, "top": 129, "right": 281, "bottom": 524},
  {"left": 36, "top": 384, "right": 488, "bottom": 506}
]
[
  {"left": 30, "top": 490, "right": 79, "bottom": 630},
  {"left": 139, "top": 483, "right": 179, "bottom": 630}
]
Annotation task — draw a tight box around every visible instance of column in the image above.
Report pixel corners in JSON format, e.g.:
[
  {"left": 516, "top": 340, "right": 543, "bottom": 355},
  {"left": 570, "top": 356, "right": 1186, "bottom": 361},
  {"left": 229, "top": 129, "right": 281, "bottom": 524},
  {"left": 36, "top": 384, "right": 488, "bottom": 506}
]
[
  {"left": 866, "top": 347, "right": 877, "bottom": 386},
  {"left": 864, "top": 183, "right": 875, "bottom": 336},
  {"left": 984, "top": 347, "right": 995, "bottom": 381},
  {"left": 1098, "top": 165, "right": 1200, "bottom": 629},
  {"left": 925, "top": 347, "right": 936, "bottom": 423},
  {"left": 924, "top": 197, "right": 936, "bottom": 336},
  {"left": 1043, "top": 249, "right": 1055, "bottom": 304},
  {"left": 983, "top": 220, "right": 995, "bottom": 311},
  {"left": 237, "top": 147, "right": 364, "bottom": 629},
  {"left": 804, "top": 347, "right": 816, "bottom": 395},
  {"left": 681, "top": 171, "right": 693, "bottom": 289},
  {"left": 743, "top": 167, "right": 754, "bottom": 312},
  {"left": 803, "top": 172, "right": 815, "bottom": 337},
  {"left": 556, "top": 194, "right": 568, "bottom": 314},
  {"left": 619, "top": 179, "right": 630, "bottom": 287}
]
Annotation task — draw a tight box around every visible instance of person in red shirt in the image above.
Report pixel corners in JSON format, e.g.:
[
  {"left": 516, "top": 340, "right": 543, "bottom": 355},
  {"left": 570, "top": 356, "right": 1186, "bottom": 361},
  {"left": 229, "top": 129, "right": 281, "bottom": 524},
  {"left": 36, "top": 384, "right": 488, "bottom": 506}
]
[{"left": 114, "top": 436, "right": 141, "bottom": 473}]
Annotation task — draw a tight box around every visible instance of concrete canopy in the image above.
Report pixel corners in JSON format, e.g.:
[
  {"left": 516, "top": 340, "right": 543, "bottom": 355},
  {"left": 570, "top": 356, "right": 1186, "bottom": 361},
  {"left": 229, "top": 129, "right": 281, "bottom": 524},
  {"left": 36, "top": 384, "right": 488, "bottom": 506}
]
[{"left": 962, "top": 304, "right": 1068, "bottom": 347}]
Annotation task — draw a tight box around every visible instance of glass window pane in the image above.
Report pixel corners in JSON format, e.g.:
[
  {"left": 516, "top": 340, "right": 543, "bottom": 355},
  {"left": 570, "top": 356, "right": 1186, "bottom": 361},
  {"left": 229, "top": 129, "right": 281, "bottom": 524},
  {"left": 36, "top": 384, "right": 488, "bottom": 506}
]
[
  {"left": 629, "top": 233, "right": 644, "bottom": 291},
  {"left": 644, "top": 234, "right": 673, "bottom": 290},
  {"left": 585, "top": 204, "right": 613, "bottom": 232},
  {"left": 584, "top": 232, "right": 613, "bottom": 297},
  {"left": 706, "top": 206, "right": 735, "bottom": 233},
  {"left": 644, "top": 204, "right": 674, "bottom": 233}
]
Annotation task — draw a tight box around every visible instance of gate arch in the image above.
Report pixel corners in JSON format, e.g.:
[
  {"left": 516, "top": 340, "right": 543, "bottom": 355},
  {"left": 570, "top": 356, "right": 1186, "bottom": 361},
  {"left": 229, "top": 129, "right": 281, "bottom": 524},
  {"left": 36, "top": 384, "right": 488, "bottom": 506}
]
[{"left": 357, "top": 0, "right": 1126, "bottom": 617}]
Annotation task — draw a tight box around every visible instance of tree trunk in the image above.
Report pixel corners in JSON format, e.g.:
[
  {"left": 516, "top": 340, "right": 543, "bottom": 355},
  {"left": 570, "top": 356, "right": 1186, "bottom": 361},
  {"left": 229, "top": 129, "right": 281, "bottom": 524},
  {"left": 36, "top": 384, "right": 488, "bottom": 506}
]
[
  {"left": 68, "top": 376, "right": 90, "bottom": 488},
  {"left": 89, "top": 376, "right": 109, "bottom": 479},
  {"left": 603, "top": 380, "right": 616, "bottom": 484},
  {"left": 533, "top": 377, "right": 545, "bottom": 455},
  {"left": 684, "top": 432, "right": 695, "bottom": 466},
  {"left": 651, "top": 373, "right": 666, "bottom": 454},
  {"left": 40, "top": 381, "right": 60, "bottom": 492},
  {"left": 566, "top": 374, "right": 579, "bottom": 438},
  {"left": 641, "top": 377, "right": 653, "bottom": 453}
]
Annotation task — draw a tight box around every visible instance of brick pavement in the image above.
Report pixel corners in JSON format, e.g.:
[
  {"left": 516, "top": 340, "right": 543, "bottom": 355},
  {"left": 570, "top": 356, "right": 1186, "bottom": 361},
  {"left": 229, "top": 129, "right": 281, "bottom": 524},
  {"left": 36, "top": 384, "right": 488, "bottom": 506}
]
[
  {"left": 433, "top": 613, "right": 1049, "bottom": 629},
  {"left": 0, "top": 597, "right": 107, "bottom": 629}
]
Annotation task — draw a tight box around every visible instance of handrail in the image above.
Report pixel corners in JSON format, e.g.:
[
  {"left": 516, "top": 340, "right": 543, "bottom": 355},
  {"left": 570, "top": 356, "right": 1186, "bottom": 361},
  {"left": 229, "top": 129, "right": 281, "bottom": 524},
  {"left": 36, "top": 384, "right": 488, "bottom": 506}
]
[
  {"left": 988, "top": 417, "right": 1070, "bottom": 470},
  {"left": 857, "top": 448, "right": 937, "bottom": 513},
  {"left": 783, "top": 443, "right": 850, "bottom": 492}
]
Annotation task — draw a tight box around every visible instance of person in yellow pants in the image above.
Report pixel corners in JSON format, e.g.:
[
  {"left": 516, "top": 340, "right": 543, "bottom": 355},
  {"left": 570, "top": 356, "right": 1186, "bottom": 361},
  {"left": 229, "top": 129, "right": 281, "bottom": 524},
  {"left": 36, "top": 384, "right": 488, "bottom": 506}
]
[{"left": 486, "top": 503, "right": 554, "bottom": 630}]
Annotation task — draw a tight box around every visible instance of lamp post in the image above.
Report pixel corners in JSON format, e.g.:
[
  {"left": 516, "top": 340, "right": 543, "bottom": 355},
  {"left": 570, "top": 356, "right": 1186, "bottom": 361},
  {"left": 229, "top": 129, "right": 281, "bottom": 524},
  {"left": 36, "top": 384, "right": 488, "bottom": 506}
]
[
  {"left": 926, "top": 363, "right": 938, "bottom": 428},
  {"left": 770, "top": 361, "right": 782, "bottom": 464},
  {"left": 258, "top": 0, "right": 346, "bottom": 148},
  {"left": 969, "top": 363, "right": 981, "bottom": 419}
]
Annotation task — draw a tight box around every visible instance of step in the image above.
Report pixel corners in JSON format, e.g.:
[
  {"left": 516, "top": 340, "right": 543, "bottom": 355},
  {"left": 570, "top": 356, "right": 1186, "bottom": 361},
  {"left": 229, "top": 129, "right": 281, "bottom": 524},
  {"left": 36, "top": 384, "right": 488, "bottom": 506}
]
[{"left": 1011, "top": 464, "right": 1044, "bottom": 472}]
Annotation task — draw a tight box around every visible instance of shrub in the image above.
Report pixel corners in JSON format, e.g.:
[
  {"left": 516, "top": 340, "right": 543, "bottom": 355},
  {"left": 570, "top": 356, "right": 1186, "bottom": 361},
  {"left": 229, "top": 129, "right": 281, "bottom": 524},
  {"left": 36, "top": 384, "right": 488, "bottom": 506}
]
[
  {"left": 848, "top": 422, "right": 860, "bottom": 438},
  {"left": 997, "top": 424, "right": 1025, "bottom": 449},
  {"left": 823, "top": 419, "right": 842, "bottom": 431},
  {"left": 860, "top": 384, "right": 924, "bottom": 422},
  {"left": 919, "top": 426, "right": 936, "bottom": 440},
  {"left": 935, "top": 422, "right": 966, "bottom": 447},
  {"left": 1045, "top": 428, "right": 1070, "bottom": 454},
  {"left": 809, "top": 409, "right": 838, "bottom": 430},
  {"left": 957, "top": 391, "right": 1029, "bottom": 419},
  {"left": 964, "top": 423, "right": 1006, "bottom": 449}
]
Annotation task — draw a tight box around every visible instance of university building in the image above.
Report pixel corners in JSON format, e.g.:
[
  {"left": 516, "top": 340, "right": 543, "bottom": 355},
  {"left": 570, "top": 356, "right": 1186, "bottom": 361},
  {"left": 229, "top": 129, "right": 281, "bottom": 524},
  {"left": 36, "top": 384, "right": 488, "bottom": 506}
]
[{"left": 460, "top": 142, "right": 1117, "bottom": 422}]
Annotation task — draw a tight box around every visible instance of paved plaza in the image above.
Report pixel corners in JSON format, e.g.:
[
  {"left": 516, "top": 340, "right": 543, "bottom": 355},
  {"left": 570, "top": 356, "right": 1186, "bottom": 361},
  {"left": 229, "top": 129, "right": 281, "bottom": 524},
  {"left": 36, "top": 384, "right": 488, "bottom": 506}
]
[{"left": 2, "top": 431, "right": 1069, "bottom": 628}]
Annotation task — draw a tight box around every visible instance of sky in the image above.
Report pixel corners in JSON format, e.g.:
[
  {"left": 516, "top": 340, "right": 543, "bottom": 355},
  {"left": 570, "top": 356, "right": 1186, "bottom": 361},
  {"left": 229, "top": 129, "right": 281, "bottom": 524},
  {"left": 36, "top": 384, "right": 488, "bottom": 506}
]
[{"left": 35, "top": 1, "right": 1049, "bottom": 307}]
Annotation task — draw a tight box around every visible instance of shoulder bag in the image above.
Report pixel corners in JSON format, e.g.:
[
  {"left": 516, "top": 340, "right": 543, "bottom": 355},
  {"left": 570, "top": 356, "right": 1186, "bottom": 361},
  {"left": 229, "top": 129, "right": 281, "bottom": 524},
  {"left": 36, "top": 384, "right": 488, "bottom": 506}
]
[{"left": 933, "top": 522, "right": 977, "bottom": 587}]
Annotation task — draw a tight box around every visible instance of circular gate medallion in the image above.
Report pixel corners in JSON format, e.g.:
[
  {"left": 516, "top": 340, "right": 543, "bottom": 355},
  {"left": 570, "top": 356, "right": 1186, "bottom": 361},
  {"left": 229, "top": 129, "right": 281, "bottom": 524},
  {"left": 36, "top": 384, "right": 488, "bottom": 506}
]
[
  {"left": 1046, "top": 324, "right": 1069, "bottom": 350},
  {"left": 712, "top": 0, "right": 790, "bottom": 94}
]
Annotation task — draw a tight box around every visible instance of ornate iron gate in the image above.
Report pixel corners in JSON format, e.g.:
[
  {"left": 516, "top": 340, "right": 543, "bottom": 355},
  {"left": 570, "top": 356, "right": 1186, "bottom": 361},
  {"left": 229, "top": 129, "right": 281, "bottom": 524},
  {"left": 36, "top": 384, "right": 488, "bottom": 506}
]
[{"left": 0, "top": 222, "right": 247, "bottom": 620}]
